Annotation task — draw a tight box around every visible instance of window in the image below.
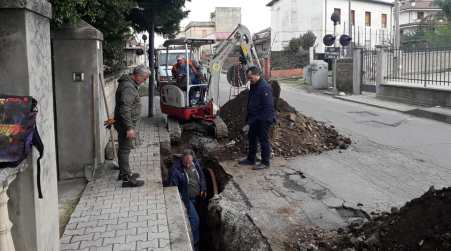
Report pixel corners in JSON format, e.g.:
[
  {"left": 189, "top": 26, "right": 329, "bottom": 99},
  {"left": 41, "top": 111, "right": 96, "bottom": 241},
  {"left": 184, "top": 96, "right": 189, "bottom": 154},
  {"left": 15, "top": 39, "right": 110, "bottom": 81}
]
[
  {"left": 381, "top": 14, "right": 387, "bottom": 28},
  {"left": 334, "top": 8, "right": 341, "bottom": 24},
  {"left": 351, "top": 10, "right": 355, "bottom": 26},
  {"left": 291, "top": 10, "right": 298, "bottom": 25},
  {"left": 417, "top": 11, "right": 424, "bottom": 20},
  {"left": 365, "top": 11, "right": 371, "bottom": 26}
]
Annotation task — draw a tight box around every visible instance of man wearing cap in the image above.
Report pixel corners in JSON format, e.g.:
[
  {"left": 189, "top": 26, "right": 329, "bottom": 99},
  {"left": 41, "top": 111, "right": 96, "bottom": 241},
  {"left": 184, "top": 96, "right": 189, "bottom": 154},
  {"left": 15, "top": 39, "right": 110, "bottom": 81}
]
[
  {"left": 168, "top": 149, "right": 207, "bottom": 249},
  {"left": 114, "top": 65, "right": 149, "bottom": 187}
]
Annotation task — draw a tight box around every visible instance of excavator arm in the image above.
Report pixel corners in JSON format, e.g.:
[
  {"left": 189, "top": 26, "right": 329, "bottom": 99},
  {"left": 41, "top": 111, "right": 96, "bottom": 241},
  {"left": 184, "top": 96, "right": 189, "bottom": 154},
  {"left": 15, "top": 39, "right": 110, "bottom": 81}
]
[{"left": 208, "top": 24, "right": 263, "bottom": 105}]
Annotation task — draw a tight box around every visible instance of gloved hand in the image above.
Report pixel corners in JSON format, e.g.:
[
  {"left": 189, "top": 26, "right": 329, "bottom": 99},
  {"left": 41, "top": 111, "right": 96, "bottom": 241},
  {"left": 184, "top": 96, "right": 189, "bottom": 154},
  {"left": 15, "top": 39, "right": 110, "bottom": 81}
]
[{"left": 104, "top": 118, "right": 115, "bottom": 129}]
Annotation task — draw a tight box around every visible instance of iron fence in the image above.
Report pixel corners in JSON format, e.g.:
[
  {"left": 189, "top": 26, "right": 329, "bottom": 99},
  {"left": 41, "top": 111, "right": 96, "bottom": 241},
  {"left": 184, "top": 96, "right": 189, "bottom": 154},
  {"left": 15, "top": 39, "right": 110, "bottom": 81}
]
[
  {"left": 385, "top": 48, "right": 451, "bottom": 89},
  {"left": 362, "top": 48, "right": 378, "bottom": 86}
]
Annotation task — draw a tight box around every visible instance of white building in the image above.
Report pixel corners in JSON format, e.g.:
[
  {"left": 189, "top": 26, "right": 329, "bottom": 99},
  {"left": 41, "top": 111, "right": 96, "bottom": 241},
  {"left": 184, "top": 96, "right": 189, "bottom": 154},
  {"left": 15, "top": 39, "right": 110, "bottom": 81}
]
[
  {"left": 267, "top": 0, "right": 394, "bottom": 54},
  {"left": 399, "top": 0, "right": 443, "bottom": 35}
]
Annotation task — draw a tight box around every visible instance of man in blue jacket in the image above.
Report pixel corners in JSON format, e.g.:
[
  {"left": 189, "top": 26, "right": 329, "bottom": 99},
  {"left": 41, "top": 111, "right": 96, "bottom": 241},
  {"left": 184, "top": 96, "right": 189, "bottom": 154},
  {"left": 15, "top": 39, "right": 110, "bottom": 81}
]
[
  {"left": 168, "top": 149, "right": 207, "bottom": 249},
  {"left": 239, "top": 66, "right": 276, "bottom": 170}
]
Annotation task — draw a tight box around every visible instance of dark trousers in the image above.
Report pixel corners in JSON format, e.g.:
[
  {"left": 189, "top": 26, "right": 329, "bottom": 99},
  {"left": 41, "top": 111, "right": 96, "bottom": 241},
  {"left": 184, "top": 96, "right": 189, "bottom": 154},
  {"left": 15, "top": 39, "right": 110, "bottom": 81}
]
[
  {"left": 247, "top": 120, "right": 272, "bottom": 165},
  {"left": 117, "top": 129, "right": 133, "bottom": 176}
]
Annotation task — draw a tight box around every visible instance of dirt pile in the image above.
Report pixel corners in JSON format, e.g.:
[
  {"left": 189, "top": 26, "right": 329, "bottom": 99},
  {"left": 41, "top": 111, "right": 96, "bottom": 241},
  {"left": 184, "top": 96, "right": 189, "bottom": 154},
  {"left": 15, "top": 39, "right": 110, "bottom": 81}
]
[
  {"left": 334, "top": 186, "right": 451, "bottom": 251},
  {"left": 219, "top": 90, "right": 350, "bottom": 158}
]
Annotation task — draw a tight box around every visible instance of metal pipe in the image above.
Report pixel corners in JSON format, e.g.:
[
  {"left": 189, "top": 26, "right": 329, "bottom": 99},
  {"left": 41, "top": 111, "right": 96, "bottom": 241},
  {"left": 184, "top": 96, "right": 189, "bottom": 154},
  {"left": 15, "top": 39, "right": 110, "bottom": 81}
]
[
  {"left": 185, "top": 42, "right": 190, "bottom": 107},
  {"left": 91, "top": 74, "right": 98, "bottom": 181},
  {"left": 166, "top": 47, "right": 169, "bottom": 69}
]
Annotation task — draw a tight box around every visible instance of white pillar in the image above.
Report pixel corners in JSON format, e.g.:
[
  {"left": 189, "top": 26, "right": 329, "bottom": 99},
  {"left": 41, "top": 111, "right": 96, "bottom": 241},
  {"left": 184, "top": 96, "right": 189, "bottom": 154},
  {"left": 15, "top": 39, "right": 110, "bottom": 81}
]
[{"left": 0, "top": 185, "right": 15, "bottom": 251}]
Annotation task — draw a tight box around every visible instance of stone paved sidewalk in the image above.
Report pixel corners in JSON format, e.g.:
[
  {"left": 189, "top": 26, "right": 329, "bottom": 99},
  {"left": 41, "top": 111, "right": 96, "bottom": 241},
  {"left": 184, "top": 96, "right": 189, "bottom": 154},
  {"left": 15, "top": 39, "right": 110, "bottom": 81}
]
[{"left": 60, "top": 117, "right": 172, "bottom": 251}]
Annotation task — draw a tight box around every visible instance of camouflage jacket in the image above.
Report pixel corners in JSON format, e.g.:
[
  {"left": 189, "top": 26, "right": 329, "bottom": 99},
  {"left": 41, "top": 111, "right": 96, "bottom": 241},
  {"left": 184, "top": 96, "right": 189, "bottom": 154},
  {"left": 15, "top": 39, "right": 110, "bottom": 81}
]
[{"left": 114, "top": 74, "right": 141, "bottom": 130}]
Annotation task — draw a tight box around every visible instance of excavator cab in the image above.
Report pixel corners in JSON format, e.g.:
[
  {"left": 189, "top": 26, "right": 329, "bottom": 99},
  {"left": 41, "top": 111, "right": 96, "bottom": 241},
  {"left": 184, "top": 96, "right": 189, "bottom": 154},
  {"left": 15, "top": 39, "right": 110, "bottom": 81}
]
[{"left": 160, "top": 38, "right": 216, "bottom": 121}]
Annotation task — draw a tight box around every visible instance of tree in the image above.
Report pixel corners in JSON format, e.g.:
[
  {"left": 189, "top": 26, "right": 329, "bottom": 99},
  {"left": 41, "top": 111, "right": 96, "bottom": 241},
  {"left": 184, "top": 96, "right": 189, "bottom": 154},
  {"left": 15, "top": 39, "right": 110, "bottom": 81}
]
[
  {"left": 284, "top": 31, "right": 317, "bottom": 53},
  {"left": 285, "top": 37, "right": 302, "bottom": 53},
  {"left": 435, "top": 0, "right": 451, "bottom": 20},
  {"left": 50, "top": 0, "right": 135, "bottom": 72},
  {"left": 300, "top": 31, "right": 317, "bottom": 50},
  {"left": 129, "top": 0, "right": 190, "bottom": 117}
]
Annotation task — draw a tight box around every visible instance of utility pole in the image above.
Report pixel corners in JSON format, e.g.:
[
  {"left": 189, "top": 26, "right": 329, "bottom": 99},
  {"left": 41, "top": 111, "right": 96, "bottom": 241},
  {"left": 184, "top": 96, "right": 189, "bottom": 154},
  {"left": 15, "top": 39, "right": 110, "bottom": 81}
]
[
  {"left": 148, "top": 23, "right": 155, "bottom": 117},
  {"left": 394, "top": 0, "right": 400, "bottom": 49},
  {"left": 348, "top": 0, "right": 352, "bottom": 37},
  {"left": 348, "top": 0, "right": 353, "bottom": 56}
]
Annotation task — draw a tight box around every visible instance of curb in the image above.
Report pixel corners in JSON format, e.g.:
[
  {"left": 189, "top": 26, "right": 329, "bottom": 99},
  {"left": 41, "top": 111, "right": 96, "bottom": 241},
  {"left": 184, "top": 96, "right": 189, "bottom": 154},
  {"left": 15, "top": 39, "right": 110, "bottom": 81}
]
[
  {"left": 333, "top": 96, "right": 408, "bottom": 113},
  {"left": 333, "top": 96, "right": 451, "bottom": 125}
]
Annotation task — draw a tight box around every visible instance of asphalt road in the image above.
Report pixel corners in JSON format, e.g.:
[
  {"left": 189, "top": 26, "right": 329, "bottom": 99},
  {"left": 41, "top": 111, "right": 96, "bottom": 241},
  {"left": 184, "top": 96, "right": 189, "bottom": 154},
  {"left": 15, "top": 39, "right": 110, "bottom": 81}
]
[{"left": 216, "top": 80, "right": 451, "bottom": 214}]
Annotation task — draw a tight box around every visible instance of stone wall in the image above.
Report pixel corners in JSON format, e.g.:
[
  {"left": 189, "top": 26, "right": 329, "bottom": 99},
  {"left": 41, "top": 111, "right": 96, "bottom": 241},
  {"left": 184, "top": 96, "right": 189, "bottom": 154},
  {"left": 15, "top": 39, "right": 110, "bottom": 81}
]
[
  {"left": 0, "top": 1, "right": 60, "bottom": 250},
  {"left": 377, "top": 84, "right": 451, "bottom": 107},
  {"left": 336, "top": 58, "right": 354, "bottom": 93},
  {"left": 52, "top": 21, "right": 105, "bottom": 180}
]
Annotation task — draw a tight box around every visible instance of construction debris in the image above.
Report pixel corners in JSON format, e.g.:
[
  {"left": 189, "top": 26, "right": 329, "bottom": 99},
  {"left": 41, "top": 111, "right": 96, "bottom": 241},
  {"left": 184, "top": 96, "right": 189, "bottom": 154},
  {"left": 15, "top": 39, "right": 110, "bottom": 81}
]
[
  {"left": 333, "top": 186, "right": 451, "bottom": 251},
  {"left": 219, "top": 90, "right": 351, "bottom": 158}
]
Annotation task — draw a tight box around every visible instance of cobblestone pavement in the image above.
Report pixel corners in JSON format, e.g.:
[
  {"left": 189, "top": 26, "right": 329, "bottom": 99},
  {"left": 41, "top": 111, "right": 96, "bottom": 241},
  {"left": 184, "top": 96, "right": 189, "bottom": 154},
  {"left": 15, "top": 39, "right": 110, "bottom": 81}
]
[{"left": 61, "top": 117, "right": 172, "bottom": 251}]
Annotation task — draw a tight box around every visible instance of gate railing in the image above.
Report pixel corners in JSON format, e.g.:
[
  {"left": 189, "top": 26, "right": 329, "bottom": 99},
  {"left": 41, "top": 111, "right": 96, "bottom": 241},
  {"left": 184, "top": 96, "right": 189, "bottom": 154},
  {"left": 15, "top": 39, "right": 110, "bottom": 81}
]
[{"left": 385, "top": 48, "right": 451, "bottom": 89}]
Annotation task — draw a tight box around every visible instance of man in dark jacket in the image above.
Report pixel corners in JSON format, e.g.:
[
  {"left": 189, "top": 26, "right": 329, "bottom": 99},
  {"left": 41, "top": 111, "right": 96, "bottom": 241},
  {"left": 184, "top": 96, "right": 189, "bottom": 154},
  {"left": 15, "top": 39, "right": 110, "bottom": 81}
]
[
  {"left": 239, "top": 66, "right": 276, "bottom": 170},
  {"left": 114, "top": 65, "right": 149, "bottom": 187},
  {"left": 168, "top": 149, "right": 207, "bottom": 249}
]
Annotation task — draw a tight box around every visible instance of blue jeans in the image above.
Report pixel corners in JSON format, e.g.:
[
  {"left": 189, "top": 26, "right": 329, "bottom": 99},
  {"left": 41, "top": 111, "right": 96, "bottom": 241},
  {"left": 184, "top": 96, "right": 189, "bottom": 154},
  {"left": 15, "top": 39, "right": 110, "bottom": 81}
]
[{"left": 186, "top": 199, "right": 200, "bottom": 245}]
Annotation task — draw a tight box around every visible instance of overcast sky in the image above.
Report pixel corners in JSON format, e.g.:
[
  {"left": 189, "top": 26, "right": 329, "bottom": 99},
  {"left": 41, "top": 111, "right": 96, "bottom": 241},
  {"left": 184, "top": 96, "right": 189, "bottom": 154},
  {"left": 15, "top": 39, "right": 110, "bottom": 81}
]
[{"left": 155, "top": 0, "right": 271, "bottom": 46}]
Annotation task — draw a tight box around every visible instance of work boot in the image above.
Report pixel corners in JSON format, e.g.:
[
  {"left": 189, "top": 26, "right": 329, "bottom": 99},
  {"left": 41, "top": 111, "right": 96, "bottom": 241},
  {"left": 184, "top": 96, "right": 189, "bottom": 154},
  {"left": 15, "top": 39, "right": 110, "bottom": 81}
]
[
  {"left": 238, "top": 159, "right": 255, "bottom": 166},
  {"left": 253, "top": 163, "right": 270, "bottom": 170},
  {"left": 122, "top": 175, "right": 144, "bottom": 187},
  {"left": 117, "top": 172, "right": 140, "bottom": 181}
]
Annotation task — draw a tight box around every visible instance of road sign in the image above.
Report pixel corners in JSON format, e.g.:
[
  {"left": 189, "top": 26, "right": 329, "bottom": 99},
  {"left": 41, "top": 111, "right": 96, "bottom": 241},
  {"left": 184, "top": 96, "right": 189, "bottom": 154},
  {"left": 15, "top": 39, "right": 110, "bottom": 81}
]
[{"left": 325, "top": 47, "right": 340, "bottom": 59}]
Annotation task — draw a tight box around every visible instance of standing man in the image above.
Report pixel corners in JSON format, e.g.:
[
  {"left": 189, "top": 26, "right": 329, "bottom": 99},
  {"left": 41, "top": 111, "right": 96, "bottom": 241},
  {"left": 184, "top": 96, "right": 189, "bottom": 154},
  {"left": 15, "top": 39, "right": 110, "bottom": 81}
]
[
  {"left": 114, "top": 65, "right": 149, "bottom": 187},
  {"left": 168, "top": 149, "right": 207, "bottom": 250},
  {"left": 239, "top": 66, "right": 276, "bottom": 170}
]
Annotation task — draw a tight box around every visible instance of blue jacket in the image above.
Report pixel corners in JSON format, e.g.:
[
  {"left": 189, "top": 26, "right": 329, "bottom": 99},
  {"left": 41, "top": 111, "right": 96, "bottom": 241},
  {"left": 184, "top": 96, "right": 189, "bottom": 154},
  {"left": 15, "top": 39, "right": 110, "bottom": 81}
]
[
  {"left": 168, "top": 159, "right": 207, "bottom": 205},
  {"left": 247, "top": 78, "right": 276, "bottom": 124}
]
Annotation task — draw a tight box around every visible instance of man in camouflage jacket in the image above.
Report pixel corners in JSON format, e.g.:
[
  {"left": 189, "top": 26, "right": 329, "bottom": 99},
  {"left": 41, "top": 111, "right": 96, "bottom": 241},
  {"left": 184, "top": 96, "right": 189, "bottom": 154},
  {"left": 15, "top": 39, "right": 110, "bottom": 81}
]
[{"left": 114, "top": 65, "right": 149, "bottom": 187}]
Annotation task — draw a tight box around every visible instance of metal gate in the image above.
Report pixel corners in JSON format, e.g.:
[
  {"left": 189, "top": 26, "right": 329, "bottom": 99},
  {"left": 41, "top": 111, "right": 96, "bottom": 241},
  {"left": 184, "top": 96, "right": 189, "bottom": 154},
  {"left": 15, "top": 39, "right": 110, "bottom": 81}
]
[{"left": 361, "top": 48, "right": 378, "bottom": 92}]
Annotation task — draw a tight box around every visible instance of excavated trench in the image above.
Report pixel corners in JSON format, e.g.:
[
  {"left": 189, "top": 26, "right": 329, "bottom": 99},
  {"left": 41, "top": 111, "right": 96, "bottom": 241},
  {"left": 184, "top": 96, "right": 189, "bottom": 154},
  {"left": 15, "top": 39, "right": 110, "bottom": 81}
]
[
  {"left": 160, "top": 128, "right": 274, "bottom": 251},
  {"left": 159, "top": 124, "right": 363, "bottom": 251}
]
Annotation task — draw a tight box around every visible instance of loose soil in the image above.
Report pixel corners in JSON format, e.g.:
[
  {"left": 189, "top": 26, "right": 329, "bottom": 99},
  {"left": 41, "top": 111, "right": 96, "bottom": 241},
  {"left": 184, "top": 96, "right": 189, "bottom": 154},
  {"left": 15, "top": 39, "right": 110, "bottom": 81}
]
[
  {"left": 331, "top": 186, "right": 451, "bottom": 251},
  {"left": 219, "top": 90, "right": 351, "bottom": 159}
]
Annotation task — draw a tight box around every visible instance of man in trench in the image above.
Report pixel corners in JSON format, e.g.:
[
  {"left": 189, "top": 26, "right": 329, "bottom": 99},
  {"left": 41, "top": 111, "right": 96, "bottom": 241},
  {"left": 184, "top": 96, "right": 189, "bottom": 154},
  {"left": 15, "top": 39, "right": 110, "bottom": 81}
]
[
  {"left": 113, "top": 65, "right": 149, "bottom": 187},
  {"left": 168, "top": 149, "right": 207, "bottom": 250},
  {"left": 239, "top": 66, "right": 276, "bottom": 170}
]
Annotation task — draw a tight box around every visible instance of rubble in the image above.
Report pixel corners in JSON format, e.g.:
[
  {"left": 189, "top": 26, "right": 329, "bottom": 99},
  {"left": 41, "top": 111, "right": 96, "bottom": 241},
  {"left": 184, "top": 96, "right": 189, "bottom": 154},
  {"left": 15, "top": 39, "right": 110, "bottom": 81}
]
[
  {"left": 219, "top": 90, "right": 351, "bottom": 159},
  {"left": 334, "top": 186, "right": 451, "bottom": 251}
]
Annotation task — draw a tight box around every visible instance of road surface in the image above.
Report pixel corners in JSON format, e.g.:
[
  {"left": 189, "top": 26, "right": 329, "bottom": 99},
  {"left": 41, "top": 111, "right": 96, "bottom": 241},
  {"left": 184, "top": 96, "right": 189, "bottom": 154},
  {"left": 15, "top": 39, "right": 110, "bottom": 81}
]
[{"left": 217, "top": 80, "right": 451, "bottom": 214}]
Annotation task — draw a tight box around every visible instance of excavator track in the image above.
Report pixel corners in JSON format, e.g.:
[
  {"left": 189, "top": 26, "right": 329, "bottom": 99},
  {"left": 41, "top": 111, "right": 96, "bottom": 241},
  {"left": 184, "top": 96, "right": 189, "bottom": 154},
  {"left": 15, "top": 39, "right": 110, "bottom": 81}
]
[{"left": 213, "top": 116, "right": 228, "bottom": 139}]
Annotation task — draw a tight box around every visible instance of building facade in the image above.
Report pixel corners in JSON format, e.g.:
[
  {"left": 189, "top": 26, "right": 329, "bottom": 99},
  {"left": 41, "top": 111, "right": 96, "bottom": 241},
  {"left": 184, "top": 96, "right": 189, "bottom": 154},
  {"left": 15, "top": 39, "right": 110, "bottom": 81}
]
[
  {"left": 182, "top": 7, "right": 242, "bottom": 40},
  {"left": 399, "top": 0, "right": 443, "bottom": 35},
  {"left": 184, "top": 21, "right": 216, "bottom": 38},
  {"left": 212, "top": 7, "right": 242, "bottom": 33},
  {"left": 267, "top": 0, "right": 394, "bottom": 53},
  {"left": 253, "top": 27, "right": 271, "bottom": 57}
]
